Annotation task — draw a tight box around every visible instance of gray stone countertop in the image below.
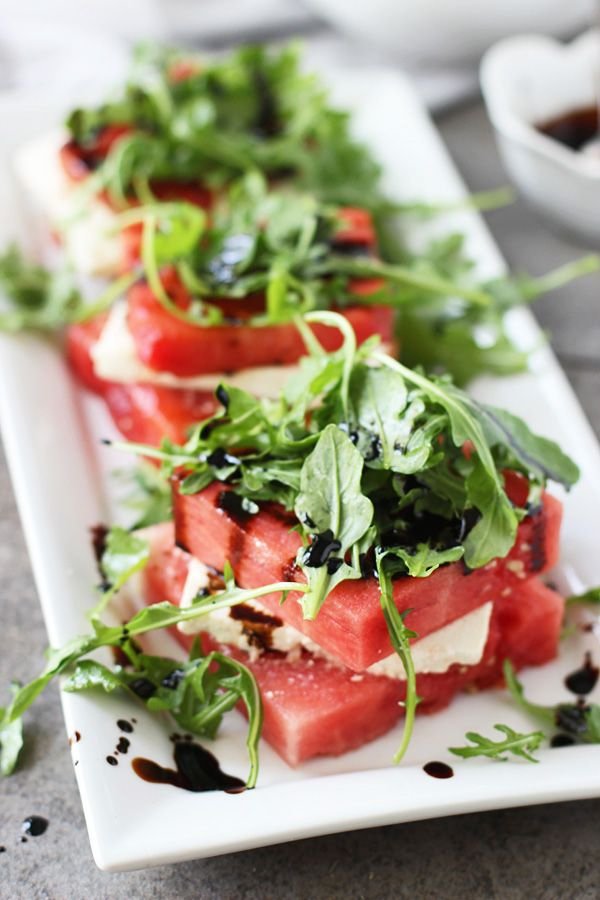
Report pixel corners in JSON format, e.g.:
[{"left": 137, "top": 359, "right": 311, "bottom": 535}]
[{"left": 1, "top": 100, "right": 600, "bottom": 899}]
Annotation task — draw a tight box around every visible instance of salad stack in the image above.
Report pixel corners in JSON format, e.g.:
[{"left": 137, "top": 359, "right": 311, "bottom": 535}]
[{"left": 0, "top": 43, "right": 594, "bottom": 783}]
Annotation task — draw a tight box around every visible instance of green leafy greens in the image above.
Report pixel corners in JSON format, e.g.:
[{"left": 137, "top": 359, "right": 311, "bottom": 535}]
[
  {"left": 504, "top": 660, "right": 600, "bottom": 745},
  {"left": 64, "top": 643, "right": 262, "bottom": 788},
  {"left": 66, "top": 42, "right": 383, "bottom": 208},
  {"left": 0, "top": 244, "right": 136, "bottom": 332},
  {"left": 449, "top": 724, "right": 545, "bottom": 763},
  {"left": 107, "top": 313, "right": 577, "bottom": 762},
  {"left": 0, "top": 577, "right": 307, "bottom": 783}
]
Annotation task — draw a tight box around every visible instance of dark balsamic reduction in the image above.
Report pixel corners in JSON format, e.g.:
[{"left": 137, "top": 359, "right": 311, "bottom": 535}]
[
  {"left": 132, "top": 740, "right": 245, "bottom": 793},
  {"left": 564, "top": 652, "right": 599, "bottom": 696},
  {"left": 230, "top": 602, "right": 283, "bottom": 650},
  {"left": 555, "top": 701, "right": 589, "bottom": 736},
  {"left": 106, "top": 756, "right": 118, "bottom": 766},
  {"left": 550, "top": 733, "right": 576, "bottom": 748},
  {"left": 90, "top": 523, "right": 109, "bottom": 565},
  {"left": 423, "top": 761, "right": 454, "bottom": 779},
  {"left": 117, "top": 719, "right": 134, "bottom": 734},
  {"left": 208, "top": 233, "right": 254, "bottom": 285},
  {"left": 129, "top": 678, "right": 157, "bottom": 700},
  {"left": 21, "top": 816, "right": 49, "bottom": 838},
  {"left": 303, "top": 529, "right": 341, "bottom": 568},
  {"left": 216, "top": 385, "right": 230, "bottom": 409},
  {"left": 111, "top": 645, "right": 131, "bottom": 667},
  {"left": 0, "top": 846, "right": 5, "bottom": 853},
  {"left": 116, "top": 737, "right": 131, "bottom": 754},
  {"left": 200, "top": 416, "right": 230, "bottom": 439},
  {"left": 282, "top": 558, "right": 301, "bottom": 582},
  {"left": 161, "top": 668, "right": 185, "bottom": 690},
  {"left": 537, "top": 106, "right": 599, "bottom": 152},
  {"left": 217, "top": 490, "right": 253, "bottom": 527},
  {"left": 90, "top": 523, "right": 111, "bottom": 590},
  {"left": 206, "top": 448, "right": 241, "bottom": 469}
]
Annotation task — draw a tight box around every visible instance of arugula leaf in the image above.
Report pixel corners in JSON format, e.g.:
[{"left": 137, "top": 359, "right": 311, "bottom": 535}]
[
  {"left": 0, "top": 685, "right": 24, "bottom": 775},
  {"left": 376, "top": 550, "right": 419, "bottom": 763},
  {"left": 474, "top": 404, "right": 580, "bottom": 489},
  {"left": 373, "top": 352, "right": 518, "bottom": 568},
  {"left": 504, "top": 660, "right": 600, "bottom": 744},
  {"left": 0, "top": 244, "right": 136, "bottom": 332},
  {"left": 565, "top": 587, "right": 600, "bottom": 607},
  {"left": 295, "top": 424, "right": 373, "bottom": 619},
  {"left": 91, "top": 526, "right": 150, "bottom": 618},
  {"left": 384, "top": 543, "right": 464, "bottom": 578},
  {"left": 124, "top": 463, "right": 173, "bottom": 529},
  {"left": 1, "top": 574, "right": 307, "bottom": 783},
  {"left": 64, "top": 650, "right": 263, "bottom": 788},
  {"left": 350, "top": 368, "right": 444, "bottom": 476},
  {"left": 449, "top": 724, "right": 545, "bottom": 762}
]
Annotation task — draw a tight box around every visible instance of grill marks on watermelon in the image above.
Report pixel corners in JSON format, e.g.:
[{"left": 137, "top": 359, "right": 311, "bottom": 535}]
[{"left": 172, "top": 480, "right": 563, "bottom": 672}]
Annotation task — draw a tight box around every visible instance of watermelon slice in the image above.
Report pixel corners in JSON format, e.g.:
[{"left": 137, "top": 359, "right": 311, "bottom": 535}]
[
  {"left": 126, "top": 269, "right": 394, "bottom": 377},
  {"left": 172, "top": 579, "right": 563, "bottom": 766},
  {"left": 173, "top": 480, "right": 563, "bottom": 671},
  {"left": 136, "top": 522, "right": 563, "bottom": 765}
]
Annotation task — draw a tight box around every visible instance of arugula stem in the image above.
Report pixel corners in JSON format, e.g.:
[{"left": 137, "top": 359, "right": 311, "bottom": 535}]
[
  {"left": 327, "top": 257, "right": 492, "bottom": 307},
  {"left": 70, "top": 270, "right": 138, "bottom": 324},
  {"left": 524, "top": 255, "right": 600, "bottom": 299},
  {"left": 375, "top": 186, "right": 515, "bottom": 217},
  {"left": 376, "top": 553, "right": 419, "bottom": 764}
]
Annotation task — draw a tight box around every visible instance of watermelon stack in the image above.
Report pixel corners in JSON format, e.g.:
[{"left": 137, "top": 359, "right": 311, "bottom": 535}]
[{"left": 135, "top": 478, "right": 565, "bottom": 767}]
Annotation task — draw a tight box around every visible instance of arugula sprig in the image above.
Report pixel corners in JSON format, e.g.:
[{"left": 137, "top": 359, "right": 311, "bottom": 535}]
[
  {"left": 63, "top": 643, "right": 263, "bottom": 788},
  {"left": 565, "top": 587, "right": 600, "bottom": 608},
  {"left": 504, "top": 660, "right": 600, "bottom": 745},
  {"left": 0, "top": 576, "right": 306, "bottom": 783},
  {"left": 0, "top": 244, "right": 136, "bottom": 332},
  {"left": 449, "top": 724, "right": 545, "bottom": 763},
  {"left": 0, "top": 685, "right": 24, "bottom": 775},
  {"left": 112, "top": 311, "right": 578, "bottom": 599},
  {"left": 66, "top": 43, "right": 383, "bottom": 208}
]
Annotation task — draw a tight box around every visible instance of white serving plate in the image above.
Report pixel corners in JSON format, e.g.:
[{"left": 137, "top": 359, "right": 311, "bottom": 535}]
[{"left": 1, "top": 69, "right": 600, "bottom": 872}]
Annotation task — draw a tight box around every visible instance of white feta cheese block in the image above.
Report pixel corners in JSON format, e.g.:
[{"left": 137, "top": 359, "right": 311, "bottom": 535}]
[
  {"left": 367, "top": 602, "right": 493, "bottom": 678},
  {"left": 177, "top": 558, "right": 493, "bottom": 678},
  {"left": 14, "top": 129, "right": 122, "bottom": 277}
]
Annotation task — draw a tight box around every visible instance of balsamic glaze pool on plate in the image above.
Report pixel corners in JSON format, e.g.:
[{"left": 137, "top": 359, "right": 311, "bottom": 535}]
[
  {"left": 132, "top": 740, "right": 245, "bottom": 793},
  {"left": 564, "top": 652, "right": 599, "bottom": 696},
  {"left": 423, "top": 761, "right": 454, "bottom": 779}
]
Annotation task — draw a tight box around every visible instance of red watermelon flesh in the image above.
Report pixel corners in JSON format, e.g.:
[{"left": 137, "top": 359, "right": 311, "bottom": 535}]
[
  {"left": 171, "top": 577, "right": 563, "bottom": 766},
  {"left": 173, "top": 480, "right": 563, "bottom": 671}
]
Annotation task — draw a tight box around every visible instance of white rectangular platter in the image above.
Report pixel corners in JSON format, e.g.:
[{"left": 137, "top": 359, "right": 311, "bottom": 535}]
[{"left": 1, "top": 67, "right": 600, "bottom": 872}]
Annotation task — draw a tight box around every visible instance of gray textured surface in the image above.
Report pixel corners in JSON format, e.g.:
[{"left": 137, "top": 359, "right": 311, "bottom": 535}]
[{"left": 1, "top": 99, "right": 600, "bottom": 899}]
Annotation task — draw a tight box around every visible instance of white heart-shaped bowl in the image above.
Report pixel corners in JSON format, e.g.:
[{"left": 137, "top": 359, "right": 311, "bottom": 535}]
[{"left": 480, "top": 30, "right": 600, "bottom": 245}]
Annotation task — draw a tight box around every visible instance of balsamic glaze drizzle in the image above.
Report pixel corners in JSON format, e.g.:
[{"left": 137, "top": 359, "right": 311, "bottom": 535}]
[{"left": 132, "top": 740, "right": 245, "bottom": 793}]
